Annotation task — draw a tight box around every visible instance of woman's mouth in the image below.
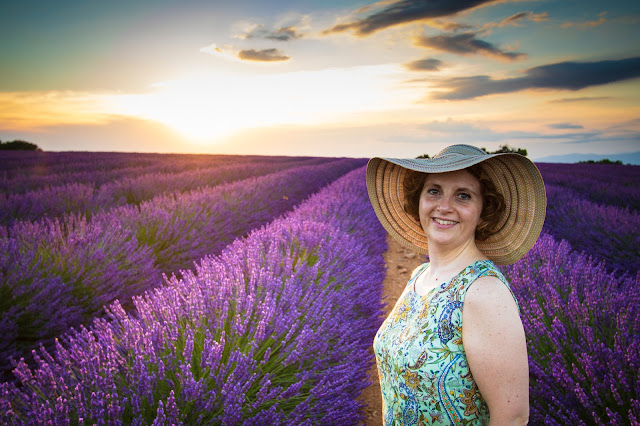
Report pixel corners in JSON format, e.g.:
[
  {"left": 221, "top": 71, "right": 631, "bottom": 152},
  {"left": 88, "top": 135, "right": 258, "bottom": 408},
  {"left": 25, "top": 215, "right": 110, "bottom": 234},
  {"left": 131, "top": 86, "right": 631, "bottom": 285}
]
[{"left": 433, "top": 218, "right": 458, "bottom": 226}]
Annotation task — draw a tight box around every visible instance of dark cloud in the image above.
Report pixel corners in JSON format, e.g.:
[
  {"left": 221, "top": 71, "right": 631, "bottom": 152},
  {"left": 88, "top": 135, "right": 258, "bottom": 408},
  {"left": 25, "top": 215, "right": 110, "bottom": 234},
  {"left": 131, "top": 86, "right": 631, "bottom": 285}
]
[
  {"left": 548, "top": 123, "right": 584, "bottom": 130},
  {"left": 237, "top": 48, "right": 290, "bottom": 62},
  {"left": 415, "top": 32, "right": 526, "bottom": 61},
  {"left": 404, "top": 57, "right": 444, "bottom": 71},
  {"left": 432, "top": 56, "right": 640, "bottom": 100},
  {"left": 244, "top": 25, "right": 303, "bottom": 41},
  {"left": 324, "top": 0, "right": 497, "bottom": 36}
]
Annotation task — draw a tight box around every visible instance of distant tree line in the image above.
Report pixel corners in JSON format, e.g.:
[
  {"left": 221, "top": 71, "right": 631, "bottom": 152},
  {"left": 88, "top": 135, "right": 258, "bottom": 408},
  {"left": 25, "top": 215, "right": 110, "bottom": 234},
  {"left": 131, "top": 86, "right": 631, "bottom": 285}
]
[
  {"left": 579, "top": 158, "right": 623, "bottom": 165},
  {"left": 417, "top": 144, "right": 527, "bottom": 159},
  {"left": 481, "top": 145, "right": 528, "bottom": 156},
  {"left": 0, "top": 140, "right": 42, "bottom": 151}
]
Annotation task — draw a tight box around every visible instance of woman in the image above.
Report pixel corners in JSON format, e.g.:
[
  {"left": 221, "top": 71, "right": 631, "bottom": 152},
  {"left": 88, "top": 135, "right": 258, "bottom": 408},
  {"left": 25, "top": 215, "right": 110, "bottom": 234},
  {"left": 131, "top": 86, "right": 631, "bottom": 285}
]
[{"left": 366, "top": 144, "right": 546, "bottom": 425}]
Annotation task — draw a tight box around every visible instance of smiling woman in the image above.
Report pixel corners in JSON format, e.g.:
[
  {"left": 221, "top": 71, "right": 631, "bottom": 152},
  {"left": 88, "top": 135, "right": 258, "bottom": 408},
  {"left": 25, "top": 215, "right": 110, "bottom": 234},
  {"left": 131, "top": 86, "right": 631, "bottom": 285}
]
[{"left": 101, "top": 65, "right": 414, "bottom": 143}]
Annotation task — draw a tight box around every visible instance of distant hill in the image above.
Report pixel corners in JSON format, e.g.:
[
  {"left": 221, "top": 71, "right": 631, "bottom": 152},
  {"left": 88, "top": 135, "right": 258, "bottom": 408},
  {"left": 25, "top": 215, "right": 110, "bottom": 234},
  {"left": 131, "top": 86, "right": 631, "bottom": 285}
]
[{"left": 533, "top": 151, "right": 640, "bottom": 165}]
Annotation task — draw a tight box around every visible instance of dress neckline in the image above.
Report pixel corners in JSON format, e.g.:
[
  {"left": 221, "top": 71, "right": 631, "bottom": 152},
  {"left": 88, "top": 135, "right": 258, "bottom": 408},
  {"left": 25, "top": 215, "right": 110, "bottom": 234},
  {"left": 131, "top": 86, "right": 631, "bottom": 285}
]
[{"left": 412, "top": 259, "right": 492, "bottom": 298}]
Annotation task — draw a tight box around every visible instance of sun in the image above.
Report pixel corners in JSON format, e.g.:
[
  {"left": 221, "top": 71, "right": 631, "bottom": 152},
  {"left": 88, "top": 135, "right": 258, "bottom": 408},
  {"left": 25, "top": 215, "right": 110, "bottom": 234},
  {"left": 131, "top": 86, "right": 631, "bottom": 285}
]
[{"left": 102, "top": 65, "right": 416, "bottom": 143}]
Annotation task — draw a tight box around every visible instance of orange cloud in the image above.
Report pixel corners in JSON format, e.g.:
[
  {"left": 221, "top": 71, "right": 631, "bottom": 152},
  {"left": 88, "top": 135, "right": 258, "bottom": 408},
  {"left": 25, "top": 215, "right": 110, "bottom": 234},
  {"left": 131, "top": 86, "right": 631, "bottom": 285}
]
[
  {"left": 561, "top": 12, "right": 607, "bottom": 29},
  {"left": 0, "top": 91, "right": 111, "bottom": 130}
]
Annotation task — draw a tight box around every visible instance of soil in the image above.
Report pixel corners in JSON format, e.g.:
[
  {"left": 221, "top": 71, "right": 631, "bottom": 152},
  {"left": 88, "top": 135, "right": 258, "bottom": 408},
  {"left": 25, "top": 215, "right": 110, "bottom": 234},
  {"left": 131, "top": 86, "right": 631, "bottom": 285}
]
[{"left": 357, "top": 234, "right": 426, "bottom": 425}]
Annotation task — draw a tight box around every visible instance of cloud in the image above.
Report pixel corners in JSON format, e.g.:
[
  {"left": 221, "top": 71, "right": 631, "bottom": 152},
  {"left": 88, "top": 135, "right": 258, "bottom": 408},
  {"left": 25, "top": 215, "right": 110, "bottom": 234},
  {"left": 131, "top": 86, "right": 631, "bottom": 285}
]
[
  {"left": 561, "top": 12, "right": 607, "bottom": 29},
  {"left": 479, "top": 11, "right": 548, "bottom": 34},
  {"left": 548, "top": 123, "right": 584, "bottom": 130},
  {"left": 497, "top": 11, "right": 548, "bottom": 26},
  {"left": 323, "top": 0, "right": 498, "bottom": 36},
  {"left": 0, "top": 91, "right": 113, "bottom": 130},
  {"left": 414, "top": 32, "right": 526, "bottom": 61},
  {"left": 404, "top": 57, "right": 444, "bottom": 71},
  {"left": 200, "top": 43, "right": 239, "bottom": 61},
  {"left": 416, "top": 118, "right": 574, "bottom": 142},
  {"left": 237, "top": 48, "right": 290, "bottom": 62},
  {"left": 416, "top": 118, "right": 624, "bottom": 146},
  {"left": 429, "top": 20, "right": 474, "bottom": 32},
  {"left": 431, "top": 56, "right": 640, "bottom": 100},
  {"left": 201, "top": 44, "right": 291, "bottom": 63},
  {"left": 241, "top": 25, "right": 304, "bottom": 41},
  {"left": 549, "top": 96, "right": 612, "bottom": 103}
]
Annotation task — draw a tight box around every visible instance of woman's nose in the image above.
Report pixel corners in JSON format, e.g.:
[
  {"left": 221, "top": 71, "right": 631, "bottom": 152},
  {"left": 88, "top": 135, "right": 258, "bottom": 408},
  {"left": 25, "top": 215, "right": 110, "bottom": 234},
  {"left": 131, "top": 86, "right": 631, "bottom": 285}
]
[{"left": 437, "top": 195, "right": 453, "bottom": 212}]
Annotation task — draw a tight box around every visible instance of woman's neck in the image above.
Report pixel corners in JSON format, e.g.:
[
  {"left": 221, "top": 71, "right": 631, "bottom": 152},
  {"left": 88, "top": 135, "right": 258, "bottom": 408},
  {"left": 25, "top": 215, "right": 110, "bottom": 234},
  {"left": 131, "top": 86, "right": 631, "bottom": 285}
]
[{"left": 427, "top": 240, "right": 487, "bottom": 278}]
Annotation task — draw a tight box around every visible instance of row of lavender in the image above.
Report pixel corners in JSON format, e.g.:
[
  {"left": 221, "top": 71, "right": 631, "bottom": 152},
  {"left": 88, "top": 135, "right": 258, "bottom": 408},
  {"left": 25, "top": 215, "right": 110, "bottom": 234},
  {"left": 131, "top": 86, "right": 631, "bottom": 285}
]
[
  {"left": 504, "top": 234, "right": 639, "bottom": 424},
  {"left": 1, "top": 156, "right": 331, "bottom": 225},
  {"left": 537, "top": 162, "right": 640, "bottom": 211},
  {"left": 506, "top": 162, "right": 640, "bottom": 423},
  {"left": 1, "top": 152, "right": 242, "bottom": 193},
  {"left": 539, "top": 163, "right": 640, "bottom": 275},
  {"left": 1, "top": 158, "right": 365, "bottom": 378},
  {"left": 0, "top": 167, "right": 388, "bottom": 425},
  {"left": 0, "top": 152, "right": 311, "bottom": 192}
]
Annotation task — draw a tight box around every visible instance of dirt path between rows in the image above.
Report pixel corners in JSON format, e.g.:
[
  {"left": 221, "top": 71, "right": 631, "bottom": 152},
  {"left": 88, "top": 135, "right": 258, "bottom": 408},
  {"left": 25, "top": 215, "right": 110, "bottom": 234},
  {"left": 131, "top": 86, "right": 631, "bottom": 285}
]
[{"left": 358, "top": 234, "right": 426, "bottom": 425}]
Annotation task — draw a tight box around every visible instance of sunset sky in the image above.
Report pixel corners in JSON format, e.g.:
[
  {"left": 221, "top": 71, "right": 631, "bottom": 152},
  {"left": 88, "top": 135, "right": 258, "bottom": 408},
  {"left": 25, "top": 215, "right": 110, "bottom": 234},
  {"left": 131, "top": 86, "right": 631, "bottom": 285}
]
[{"left": 2, "top": 0, "right": 639, "bottom": 162}]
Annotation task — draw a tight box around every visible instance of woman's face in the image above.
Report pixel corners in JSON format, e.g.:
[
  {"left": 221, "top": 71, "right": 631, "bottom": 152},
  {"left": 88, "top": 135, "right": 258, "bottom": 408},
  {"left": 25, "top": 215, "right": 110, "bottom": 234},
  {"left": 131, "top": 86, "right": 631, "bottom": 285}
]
[{"left": 418, "top": 169, "right": 483, "bottom": 251}]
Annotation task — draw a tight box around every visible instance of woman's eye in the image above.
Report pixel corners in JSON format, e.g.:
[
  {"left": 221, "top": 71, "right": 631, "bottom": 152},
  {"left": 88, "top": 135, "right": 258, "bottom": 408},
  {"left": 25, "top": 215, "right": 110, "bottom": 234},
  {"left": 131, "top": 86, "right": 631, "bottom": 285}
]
[
  {"left": 426, "top": 188, "right": 439, "bottom": 196},
  {"left": 458, "top": 193, "right": 471, "bottom": 200}
]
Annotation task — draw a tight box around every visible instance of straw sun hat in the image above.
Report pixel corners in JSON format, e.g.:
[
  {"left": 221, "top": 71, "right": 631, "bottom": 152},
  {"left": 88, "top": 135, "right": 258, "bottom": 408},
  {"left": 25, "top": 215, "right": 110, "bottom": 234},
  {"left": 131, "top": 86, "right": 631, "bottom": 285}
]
[{"left": 366, "top": 144, "right": 547, "bottom": 265}]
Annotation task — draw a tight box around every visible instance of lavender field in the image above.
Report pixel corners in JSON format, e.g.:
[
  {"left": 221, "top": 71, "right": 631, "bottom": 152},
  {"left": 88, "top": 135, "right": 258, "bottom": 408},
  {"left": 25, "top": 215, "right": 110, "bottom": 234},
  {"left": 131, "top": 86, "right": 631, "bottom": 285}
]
[{"left": 0, "top": 152, "right": 638, "bottom": 425}]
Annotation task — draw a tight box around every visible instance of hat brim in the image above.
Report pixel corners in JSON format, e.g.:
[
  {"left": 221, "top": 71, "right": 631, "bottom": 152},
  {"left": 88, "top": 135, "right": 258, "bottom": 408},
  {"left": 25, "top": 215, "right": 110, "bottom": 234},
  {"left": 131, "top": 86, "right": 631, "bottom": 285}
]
[{"left": 366, "top": 152, "right": 547, "bottom": 265}]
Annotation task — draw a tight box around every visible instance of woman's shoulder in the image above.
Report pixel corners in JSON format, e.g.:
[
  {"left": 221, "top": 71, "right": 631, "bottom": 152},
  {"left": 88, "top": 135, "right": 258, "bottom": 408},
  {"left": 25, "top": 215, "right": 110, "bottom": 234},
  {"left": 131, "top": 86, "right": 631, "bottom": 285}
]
[{"left": 465, "top": 265, "right": 519, "bottom": 313}]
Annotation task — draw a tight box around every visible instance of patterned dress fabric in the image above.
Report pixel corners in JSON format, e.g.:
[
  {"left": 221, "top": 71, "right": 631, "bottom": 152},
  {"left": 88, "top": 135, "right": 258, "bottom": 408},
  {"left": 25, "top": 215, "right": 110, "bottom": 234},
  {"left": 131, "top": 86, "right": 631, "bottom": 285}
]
[{"left": 373, "top": 260, "right": 519, "bottom": 425}]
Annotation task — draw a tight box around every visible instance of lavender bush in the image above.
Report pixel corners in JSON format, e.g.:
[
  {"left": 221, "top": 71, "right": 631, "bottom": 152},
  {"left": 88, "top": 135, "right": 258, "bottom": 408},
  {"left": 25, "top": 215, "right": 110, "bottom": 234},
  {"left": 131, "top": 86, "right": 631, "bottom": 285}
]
[
  {"left": 0, "top": 167, "right": 388, "bottom": 425},
  {"left": 543, "top": 183, "right": 640, "bottom": 274},
  {"left": 0, "top": 216, "right": 158, "bottom": 377},
  {"left": 504, "top": 233, "right": 640, "bottom": 424}
]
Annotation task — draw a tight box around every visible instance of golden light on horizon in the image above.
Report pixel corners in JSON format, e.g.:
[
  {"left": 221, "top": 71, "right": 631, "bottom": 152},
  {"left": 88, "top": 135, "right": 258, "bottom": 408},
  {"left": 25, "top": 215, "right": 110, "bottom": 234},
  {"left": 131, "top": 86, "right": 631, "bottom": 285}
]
[
  {"left": 100, "top": 65, "right": 418, "bottom": 143},
  {"left": 0, "top": 91, "right": 112, "bottom": 130}
]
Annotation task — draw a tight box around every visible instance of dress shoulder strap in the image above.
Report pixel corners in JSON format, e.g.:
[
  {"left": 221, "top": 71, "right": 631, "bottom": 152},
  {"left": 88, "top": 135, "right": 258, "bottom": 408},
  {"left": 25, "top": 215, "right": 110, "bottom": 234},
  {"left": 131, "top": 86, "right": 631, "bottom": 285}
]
[
  {"left": 406, "top": 262, "right": 429, "bottom": 288},
  {"left": 462, "top": 260, "right": 520, "bottom": 313}
]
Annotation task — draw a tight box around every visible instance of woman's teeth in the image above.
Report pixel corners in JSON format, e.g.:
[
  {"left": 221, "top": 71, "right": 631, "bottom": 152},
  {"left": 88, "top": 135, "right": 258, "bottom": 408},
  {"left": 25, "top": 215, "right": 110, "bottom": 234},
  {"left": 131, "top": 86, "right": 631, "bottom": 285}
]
[{"left": 434, "top": 218, "right": 457, "bottom": 225}]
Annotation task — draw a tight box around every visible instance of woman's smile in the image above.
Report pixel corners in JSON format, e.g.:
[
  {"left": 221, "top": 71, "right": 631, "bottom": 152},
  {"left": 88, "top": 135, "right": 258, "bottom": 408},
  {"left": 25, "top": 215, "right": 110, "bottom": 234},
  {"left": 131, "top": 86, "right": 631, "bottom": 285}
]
[{"left": 432, "top": 217, "right": 458, "bottom": 227}]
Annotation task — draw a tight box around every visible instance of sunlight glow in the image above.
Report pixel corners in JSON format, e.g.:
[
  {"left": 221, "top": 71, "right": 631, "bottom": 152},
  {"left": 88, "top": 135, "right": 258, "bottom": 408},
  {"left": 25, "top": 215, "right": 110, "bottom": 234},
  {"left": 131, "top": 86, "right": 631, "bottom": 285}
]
[
  {"left": 0, "top": 91, "right": 112, "bottom": 130},
  {"left": 101, "top": 65, "right": 417, "bottom": 142}
]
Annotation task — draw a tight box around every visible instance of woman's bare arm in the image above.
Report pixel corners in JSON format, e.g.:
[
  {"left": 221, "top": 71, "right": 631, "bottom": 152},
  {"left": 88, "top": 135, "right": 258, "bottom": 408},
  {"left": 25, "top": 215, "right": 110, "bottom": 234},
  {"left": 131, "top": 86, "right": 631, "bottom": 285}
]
[{"left": 462, "top": 276, "right": 529, "bottom": 425}]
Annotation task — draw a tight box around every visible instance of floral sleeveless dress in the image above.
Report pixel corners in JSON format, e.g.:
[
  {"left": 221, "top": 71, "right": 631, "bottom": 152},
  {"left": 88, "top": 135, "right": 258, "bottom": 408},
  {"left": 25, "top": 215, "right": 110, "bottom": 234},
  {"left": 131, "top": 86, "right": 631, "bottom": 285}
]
[{"left": 373, "top": 260, "right": 519, "bottom": 425}]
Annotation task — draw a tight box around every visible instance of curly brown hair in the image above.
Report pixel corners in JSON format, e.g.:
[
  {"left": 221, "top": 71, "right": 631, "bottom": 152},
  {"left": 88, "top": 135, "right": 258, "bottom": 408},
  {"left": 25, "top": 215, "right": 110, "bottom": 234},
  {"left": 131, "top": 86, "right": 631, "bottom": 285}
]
[{"left": 402, "top": 164, "right": 506, "bottom": 241}]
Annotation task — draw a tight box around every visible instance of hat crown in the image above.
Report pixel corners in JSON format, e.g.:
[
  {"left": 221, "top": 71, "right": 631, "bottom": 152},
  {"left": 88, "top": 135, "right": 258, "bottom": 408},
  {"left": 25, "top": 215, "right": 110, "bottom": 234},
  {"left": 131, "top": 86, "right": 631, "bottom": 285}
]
[{"left": 434, "top": 144, "right": 487, "bottom": 158}]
